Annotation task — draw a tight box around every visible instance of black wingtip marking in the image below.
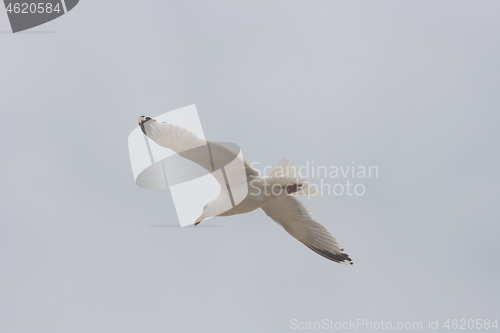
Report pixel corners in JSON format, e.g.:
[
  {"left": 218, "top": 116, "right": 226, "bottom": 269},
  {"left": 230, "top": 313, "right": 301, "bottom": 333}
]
[
  {"left": 138, "top": 116, "right": 153, "bottom": 136},
  {"left": 306, "top": 245, "right": 353, "bottom": 265}
]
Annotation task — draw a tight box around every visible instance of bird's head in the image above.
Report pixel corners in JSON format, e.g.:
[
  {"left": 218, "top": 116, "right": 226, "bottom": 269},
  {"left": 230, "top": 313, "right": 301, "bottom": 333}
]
[{"left": 194, "top": 202, "right": 214, "bottom": 226}]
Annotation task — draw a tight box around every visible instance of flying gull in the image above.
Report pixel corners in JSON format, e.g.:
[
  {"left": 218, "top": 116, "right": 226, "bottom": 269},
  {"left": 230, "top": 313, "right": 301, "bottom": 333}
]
[{"left": 138, "top": 116, "right": 353, "bottom": 265}]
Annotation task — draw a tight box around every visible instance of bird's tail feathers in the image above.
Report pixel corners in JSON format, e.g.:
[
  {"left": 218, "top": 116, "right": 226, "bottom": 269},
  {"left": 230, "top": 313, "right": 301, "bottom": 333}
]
[{"left": 267, "top": 159, "right": 319, "bottom": 195}]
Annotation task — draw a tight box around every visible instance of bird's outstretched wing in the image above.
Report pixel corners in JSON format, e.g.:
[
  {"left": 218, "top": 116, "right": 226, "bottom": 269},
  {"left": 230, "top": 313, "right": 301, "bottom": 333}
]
[
  {"left": 261, "top": 195, "right": 353, "bottom": 265},
  {"left": 138, "top": 116, "right": 260, "bottom": 179}
]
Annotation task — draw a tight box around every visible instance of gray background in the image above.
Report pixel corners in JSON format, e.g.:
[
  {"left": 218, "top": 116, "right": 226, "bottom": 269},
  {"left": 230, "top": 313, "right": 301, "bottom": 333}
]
[{"left": 1, "top": 1, "right": 499, "bottom": 332}]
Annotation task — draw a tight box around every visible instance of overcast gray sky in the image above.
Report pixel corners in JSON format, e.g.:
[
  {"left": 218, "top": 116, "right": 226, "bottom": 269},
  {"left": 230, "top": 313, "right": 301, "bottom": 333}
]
[{"left": 1, "top": 1, "right": 499, "bottom": 332}]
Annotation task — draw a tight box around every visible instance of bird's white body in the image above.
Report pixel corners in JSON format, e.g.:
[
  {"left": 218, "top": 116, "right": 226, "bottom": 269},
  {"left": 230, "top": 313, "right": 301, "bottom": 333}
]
[{"left": 217, "top": 176, "right": 279, "bottom": 216}]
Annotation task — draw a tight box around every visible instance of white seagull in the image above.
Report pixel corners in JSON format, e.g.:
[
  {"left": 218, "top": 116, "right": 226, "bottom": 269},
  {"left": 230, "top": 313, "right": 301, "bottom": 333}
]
[{"left": 139, "top": 116, "right": 353, "bottom": 265}]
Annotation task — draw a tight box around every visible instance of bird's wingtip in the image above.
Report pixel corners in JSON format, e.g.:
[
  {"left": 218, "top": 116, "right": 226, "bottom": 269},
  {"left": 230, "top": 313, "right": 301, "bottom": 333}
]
[
  {"left": 306, "top": 245, "right": 354, "bottom": 266},
  {"left": 138, "top": 116, "right": 154, "bottom": 136},
  {"left": 339, "top": 260, "right": 354, "bottom": 266},
  {"left": 138, "top": 116, "right": 152, "bottom": 124}
]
